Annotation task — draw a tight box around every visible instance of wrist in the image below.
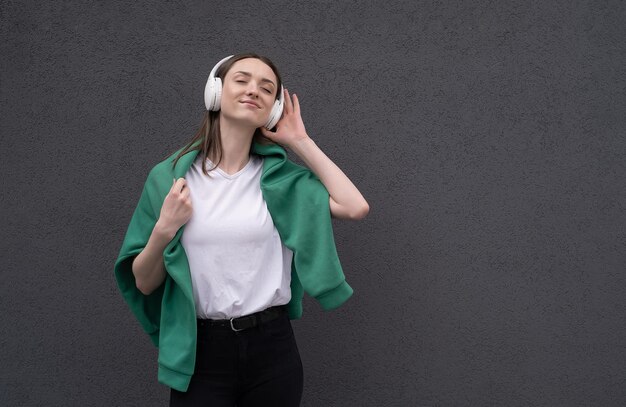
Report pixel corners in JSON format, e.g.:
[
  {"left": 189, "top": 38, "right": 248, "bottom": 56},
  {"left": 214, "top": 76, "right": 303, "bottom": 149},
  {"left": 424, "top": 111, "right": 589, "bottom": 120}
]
[
  {"left": 288, "top": 135, "right": 315, "bottom": 156},
  {"left": 153, "top": 220, "right": 177, "bottom": 242}
]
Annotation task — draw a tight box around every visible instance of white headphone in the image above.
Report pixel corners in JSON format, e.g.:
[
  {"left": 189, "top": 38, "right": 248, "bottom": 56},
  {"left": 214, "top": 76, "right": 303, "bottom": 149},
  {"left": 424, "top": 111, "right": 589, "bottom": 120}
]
[{"left": 204, "top": 55, "right": 284, "bottom": 129}]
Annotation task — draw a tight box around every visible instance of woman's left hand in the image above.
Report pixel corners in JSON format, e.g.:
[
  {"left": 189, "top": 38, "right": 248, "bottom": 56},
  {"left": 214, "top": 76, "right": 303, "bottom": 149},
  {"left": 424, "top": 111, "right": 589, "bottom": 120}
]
[
  {"left": 260, "top": 89, "right": 310, "bottom": 148},
  {"left": 262, "top": 88, "right": 370, "bottom": 220}
]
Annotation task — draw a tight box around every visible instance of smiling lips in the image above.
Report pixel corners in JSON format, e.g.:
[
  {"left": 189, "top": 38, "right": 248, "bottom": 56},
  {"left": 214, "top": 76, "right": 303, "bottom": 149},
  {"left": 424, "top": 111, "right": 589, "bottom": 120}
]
[{"left": 240, "top": 100, "right": 260, "bottom": 108}]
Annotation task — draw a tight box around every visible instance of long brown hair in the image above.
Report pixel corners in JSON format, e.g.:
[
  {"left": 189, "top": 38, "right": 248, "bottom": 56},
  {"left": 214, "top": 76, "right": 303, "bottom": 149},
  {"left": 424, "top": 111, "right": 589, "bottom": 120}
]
[{"left": 170, "top": 53, "right": 283, "bottom": 175}]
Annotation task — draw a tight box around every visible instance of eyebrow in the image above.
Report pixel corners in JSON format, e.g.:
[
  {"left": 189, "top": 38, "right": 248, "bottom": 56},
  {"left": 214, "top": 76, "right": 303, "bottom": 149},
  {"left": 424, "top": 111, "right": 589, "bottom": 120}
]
[{"left": 233, "top": 71, "right": 276, "bottom": 87}]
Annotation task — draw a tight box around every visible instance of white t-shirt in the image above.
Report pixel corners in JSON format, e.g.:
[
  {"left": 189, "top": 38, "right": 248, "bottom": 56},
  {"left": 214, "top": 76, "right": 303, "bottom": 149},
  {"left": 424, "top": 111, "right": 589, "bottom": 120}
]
[{"left": 180, "top": 154, "right": 293, "bottom": 319}]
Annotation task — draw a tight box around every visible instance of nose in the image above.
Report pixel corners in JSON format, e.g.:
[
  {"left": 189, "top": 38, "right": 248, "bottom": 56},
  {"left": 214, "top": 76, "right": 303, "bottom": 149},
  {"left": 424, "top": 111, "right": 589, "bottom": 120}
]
[{"left": 245, "top": 82, "right": 258, "bottom": 97}]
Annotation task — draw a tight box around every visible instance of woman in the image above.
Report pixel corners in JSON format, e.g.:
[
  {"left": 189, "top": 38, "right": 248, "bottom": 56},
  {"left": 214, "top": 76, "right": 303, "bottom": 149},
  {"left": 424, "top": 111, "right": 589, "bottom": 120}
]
[{"left": 114, "top": 53, "right": 369, "bottom": 407}]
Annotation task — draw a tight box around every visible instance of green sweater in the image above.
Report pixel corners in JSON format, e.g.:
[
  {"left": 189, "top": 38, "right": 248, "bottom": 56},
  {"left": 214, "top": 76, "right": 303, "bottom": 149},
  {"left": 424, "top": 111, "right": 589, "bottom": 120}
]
[{"left": 114, "top": 140, "right": 353, "bottom": 391}]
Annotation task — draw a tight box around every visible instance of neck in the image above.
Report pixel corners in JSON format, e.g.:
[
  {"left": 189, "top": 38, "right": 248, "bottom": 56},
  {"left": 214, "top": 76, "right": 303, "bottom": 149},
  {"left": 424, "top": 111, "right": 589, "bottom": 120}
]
[{"left": 212, "top": 116, "right": 256, "bottom": 174}]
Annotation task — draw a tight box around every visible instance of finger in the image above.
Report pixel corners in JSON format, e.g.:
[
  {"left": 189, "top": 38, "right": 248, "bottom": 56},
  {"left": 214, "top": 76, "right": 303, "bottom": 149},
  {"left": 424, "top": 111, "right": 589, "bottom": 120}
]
[
  {"left": 174, "top": 178, "right": 186, "bottom": 193},
  {"left": 171, "top": 178, "right": 183, "bottom": 194},
  {"left": 170, "top": 178, "right": 177, "bottom": 192},
  {"left": 293, "top": 93, "right": 301, "bottom": 115},
  {"left": 181, "top": 187, "right": 190, "bottom": 199},
  {"left": 260, "top": 126, "right": 274, "bottom": 137},
  {"left": 283, "top": 88, "right": 293, "bottom": 114}
]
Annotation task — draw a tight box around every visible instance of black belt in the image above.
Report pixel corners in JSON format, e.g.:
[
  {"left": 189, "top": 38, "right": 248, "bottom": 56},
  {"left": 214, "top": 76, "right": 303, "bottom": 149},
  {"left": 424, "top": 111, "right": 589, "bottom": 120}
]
[{"left": 197, "top": 305, "right": 287, "bottom": 332}]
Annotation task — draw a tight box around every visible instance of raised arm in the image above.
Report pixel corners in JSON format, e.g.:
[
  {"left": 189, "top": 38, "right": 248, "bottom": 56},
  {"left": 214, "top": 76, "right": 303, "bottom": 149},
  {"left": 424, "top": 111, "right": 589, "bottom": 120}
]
[{"left": 261, "top": 89, "right": 369, "bottom": 220}]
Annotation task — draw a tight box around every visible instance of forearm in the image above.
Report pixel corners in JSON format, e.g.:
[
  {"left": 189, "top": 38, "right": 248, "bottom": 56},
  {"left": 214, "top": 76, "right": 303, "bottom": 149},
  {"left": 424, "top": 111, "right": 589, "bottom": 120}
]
[
  {"left": 131, "top": 221, "right": 173, "bottom": 295},
  {"left": 289, "top": 137, "right": 369, "bottom": 219}
]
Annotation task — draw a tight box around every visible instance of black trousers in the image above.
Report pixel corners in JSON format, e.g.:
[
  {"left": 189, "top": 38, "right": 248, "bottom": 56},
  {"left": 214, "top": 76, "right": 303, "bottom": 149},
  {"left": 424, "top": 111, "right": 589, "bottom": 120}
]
[{"left": 170, "top": 310, "right": 303, "bottom": 407}]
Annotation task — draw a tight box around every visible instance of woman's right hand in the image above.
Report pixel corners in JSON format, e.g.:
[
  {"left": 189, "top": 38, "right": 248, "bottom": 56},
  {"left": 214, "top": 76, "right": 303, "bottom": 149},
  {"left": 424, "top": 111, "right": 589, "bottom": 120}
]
[{"left": 157, "top": 178, "right": 193, "bottom": 237}]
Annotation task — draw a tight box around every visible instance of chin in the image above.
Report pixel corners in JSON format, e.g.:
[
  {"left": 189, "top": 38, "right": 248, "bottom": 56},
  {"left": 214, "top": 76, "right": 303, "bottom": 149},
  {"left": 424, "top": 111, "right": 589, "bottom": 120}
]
[{"left": 222, "top": 111, "right": 265, "bottom": 128}]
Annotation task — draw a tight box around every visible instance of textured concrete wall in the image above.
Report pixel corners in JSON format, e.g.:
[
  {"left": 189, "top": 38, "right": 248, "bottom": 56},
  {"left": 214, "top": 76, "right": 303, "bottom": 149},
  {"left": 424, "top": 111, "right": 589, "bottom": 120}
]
[{"left": 2, "top": 0, "right": 625, "bottom": 406}]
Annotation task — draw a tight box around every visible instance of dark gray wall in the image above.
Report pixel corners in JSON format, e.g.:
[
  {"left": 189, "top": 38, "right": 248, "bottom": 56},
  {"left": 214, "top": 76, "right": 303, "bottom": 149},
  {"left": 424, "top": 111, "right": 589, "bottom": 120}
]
[{"left": 2, "top": 0, "right": 624, "bottom": 406}]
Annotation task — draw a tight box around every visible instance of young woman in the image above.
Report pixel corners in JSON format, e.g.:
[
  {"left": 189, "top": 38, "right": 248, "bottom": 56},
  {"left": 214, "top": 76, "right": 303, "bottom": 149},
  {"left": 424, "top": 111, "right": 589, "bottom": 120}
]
[{"left": 114, "top": 53, "right": 369, "bottom": 407}]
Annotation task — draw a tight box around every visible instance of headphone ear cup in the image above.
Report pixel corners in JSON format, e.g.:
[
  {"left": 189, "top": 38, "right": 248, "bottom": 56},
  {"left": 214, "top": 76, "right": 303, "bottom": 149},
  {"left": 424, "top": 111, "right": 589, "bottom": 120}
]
[
  {"left": 212, "top": 77, "right": 222, "bottom": 111},
  {"left": 205, "top": 55, "right": 233, "bottom": 111},
  {"left": 264, "top": 99, "right": 284, "bottom": 129},
  {"left": 204, "top": 77, "right": 223, "bottom": 111}
]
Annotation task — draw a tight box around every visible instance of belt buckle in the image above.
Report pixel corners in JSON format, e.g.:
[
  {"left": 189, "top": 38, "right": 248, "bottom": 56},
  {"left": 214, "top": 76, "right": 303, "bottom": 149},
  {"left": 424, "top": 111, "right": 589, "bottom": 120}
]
[{"left": 229, "top": 317, "right": 244, "bottom": 332}]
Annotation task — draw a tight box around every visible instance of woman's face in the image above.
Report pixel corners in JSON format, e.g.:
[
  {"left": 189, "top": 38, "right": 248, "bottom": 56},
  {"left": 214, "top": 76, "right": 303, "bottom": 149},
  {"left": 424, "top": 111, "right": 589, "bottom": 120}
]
[{"left": 219, "top": 58, "right": 279, "bottom": 128}]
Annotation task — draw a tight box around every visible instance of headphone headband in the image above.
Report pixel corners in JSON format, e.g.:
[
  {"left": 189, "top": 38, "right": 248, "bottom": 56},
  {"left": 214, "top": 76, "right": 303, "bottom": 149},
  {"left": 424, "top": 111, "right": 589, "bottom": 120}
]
[{"left": 208, "top": 55, "right": 234, "bottom": 83}]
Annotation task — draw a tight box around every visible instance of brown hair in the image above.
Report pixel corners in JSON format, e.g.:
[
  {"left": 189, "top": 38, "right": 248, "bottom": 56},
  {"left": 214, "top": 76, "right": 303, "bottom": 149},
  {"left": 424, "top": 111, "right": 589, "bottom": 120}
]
[{"left": 169, "top": 53, "right": 283, "bottom": 175}]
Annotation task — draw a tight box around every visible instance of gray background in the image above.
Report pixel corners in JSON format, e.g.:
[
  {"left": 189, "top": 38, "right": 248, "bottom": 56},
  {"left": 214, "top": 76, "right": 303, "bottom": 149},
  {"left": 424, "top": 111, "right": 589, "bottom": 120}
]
[{"left": 1, "top": 0, "right": 625, "bottom": 406}]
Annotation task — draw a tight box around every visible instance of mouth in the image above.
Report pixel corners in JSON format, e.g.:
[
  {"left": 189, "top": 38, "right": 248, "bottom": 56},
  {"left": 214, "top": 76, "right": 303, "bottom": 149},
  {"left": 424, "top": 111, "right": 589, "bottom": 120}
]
[{"left": 240, "top": 100, "right": 260, "bottom": 108}]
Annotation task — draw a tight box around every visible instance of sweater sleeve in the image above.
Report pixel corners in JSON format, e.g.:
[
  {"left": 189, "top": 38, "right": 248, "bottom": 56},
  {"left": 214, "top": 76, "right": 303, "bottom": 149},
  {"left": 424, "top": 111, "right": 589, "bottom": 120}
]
[
  {"left": 262, "top": 161, "right": 353, "bottom": 311},
  {"left": 113, "top": 171, "right": 165, "bottom": 347}
]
